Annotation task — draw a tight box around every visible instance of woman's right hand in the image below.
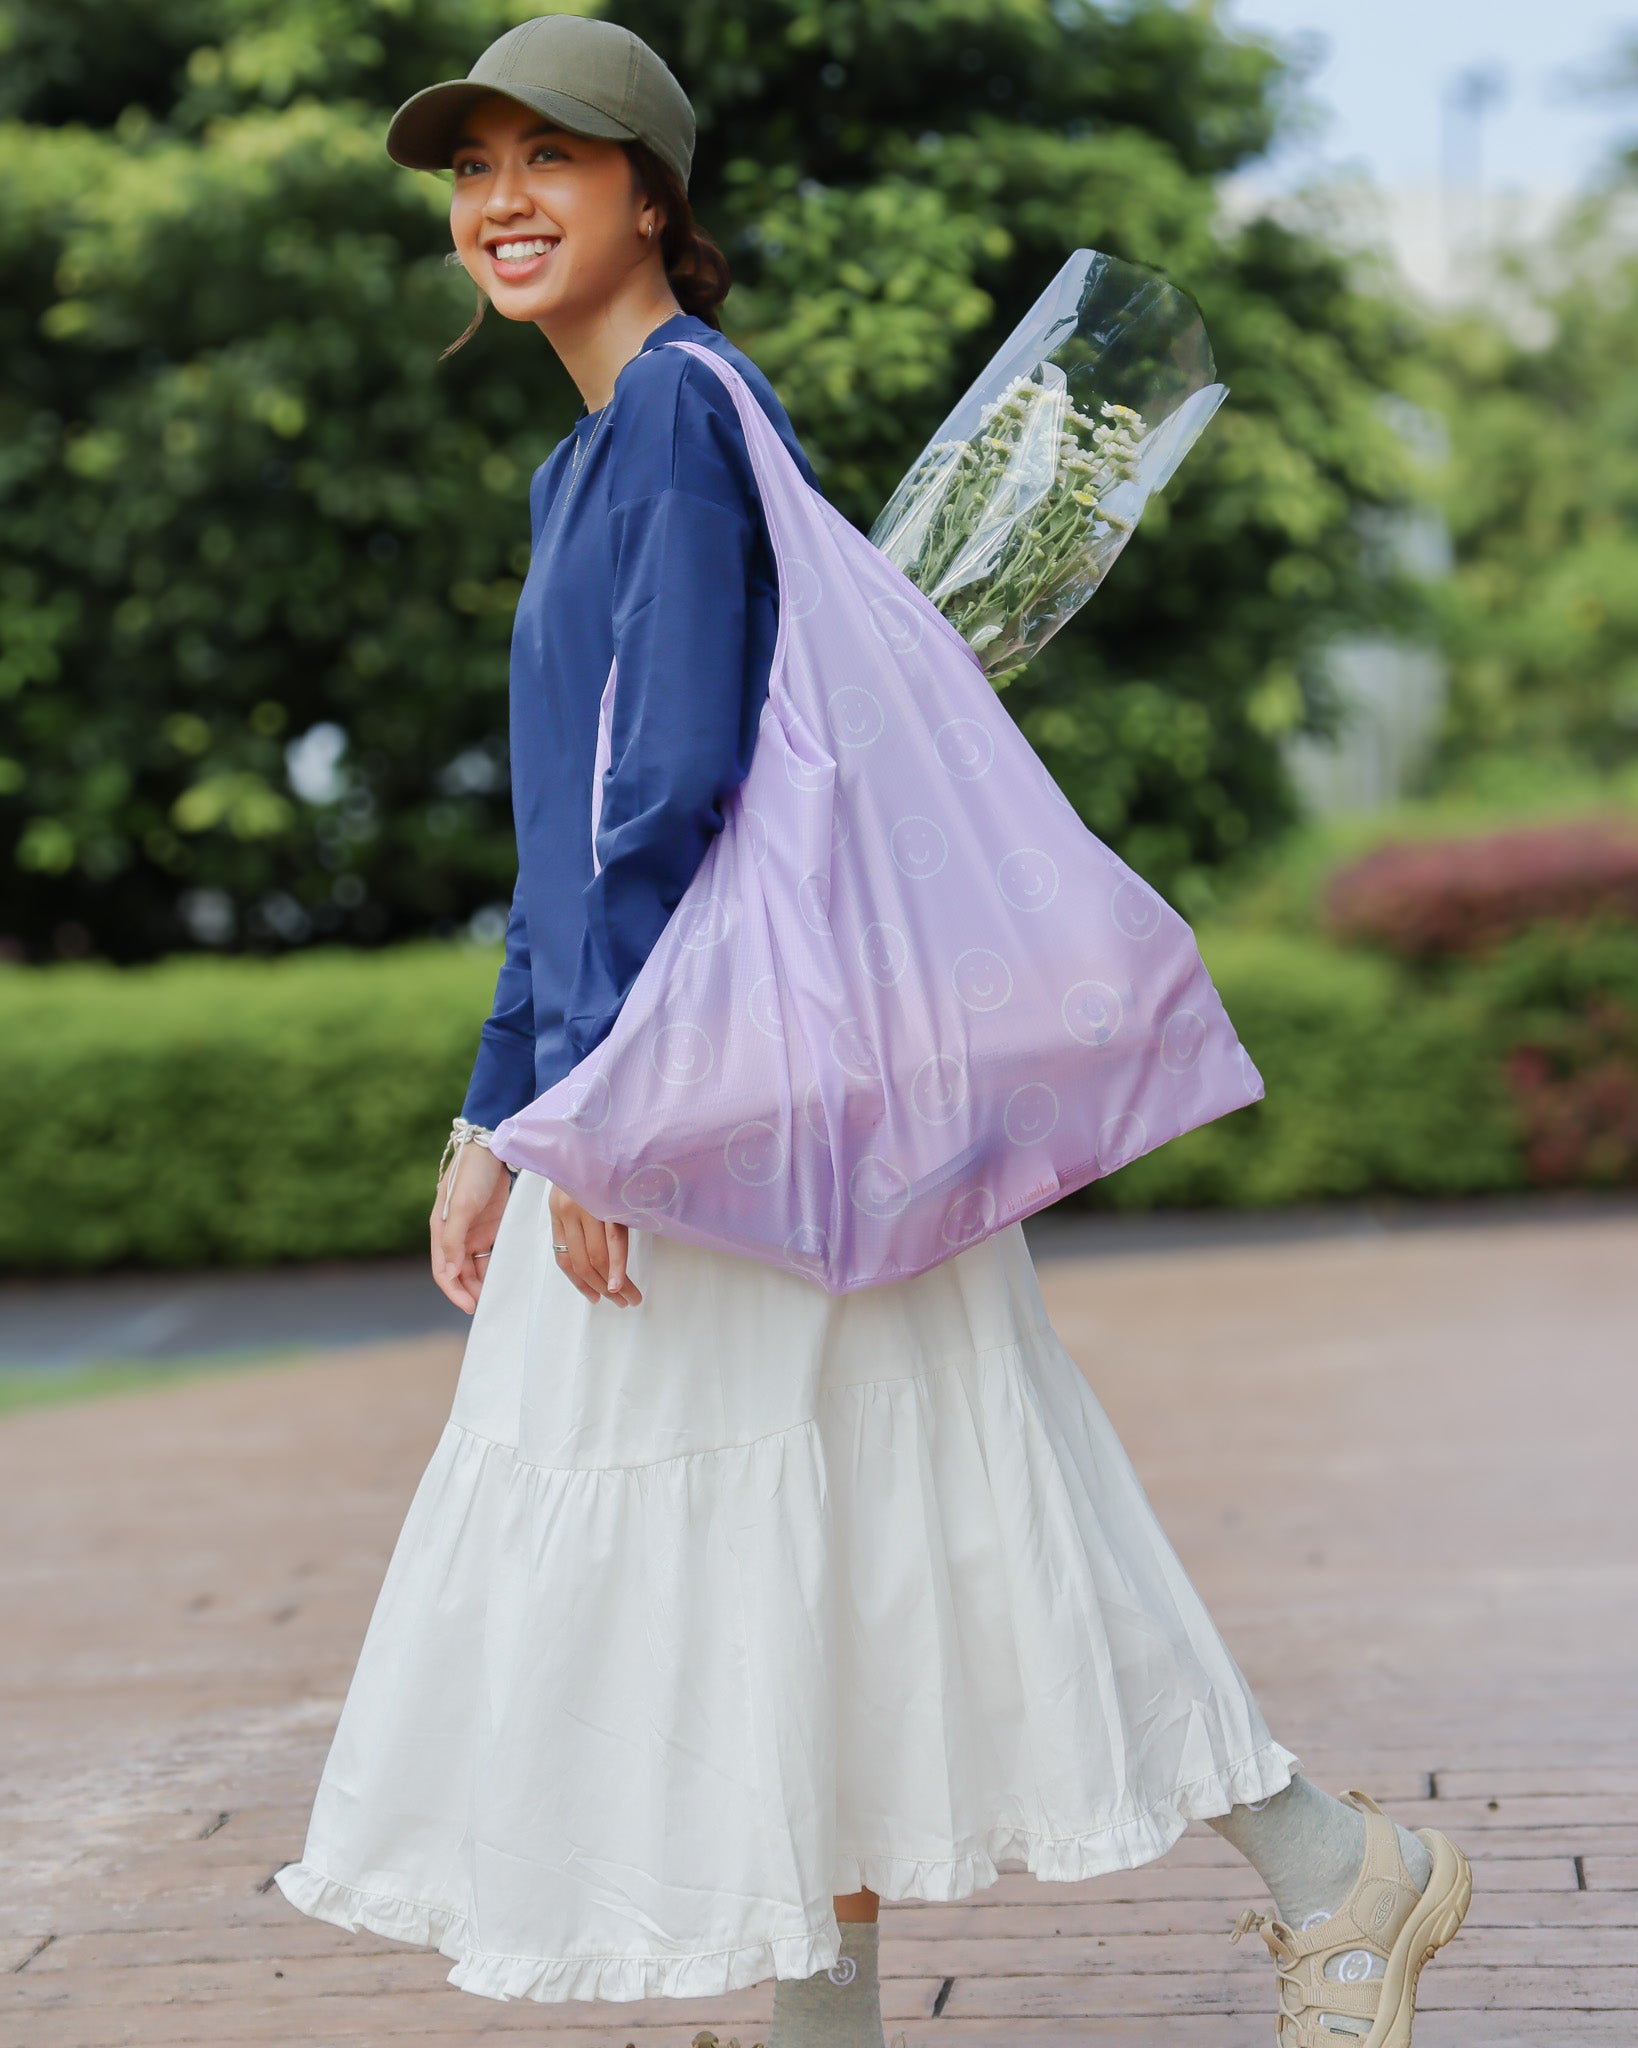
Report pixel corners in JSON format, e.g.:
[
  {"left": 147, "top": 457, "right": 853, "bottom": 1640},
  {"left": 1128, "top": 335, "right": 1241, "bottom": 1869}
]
[
  {"left": 430, "top": 1143, "right": 513, "bottom": 1315},
  {"left": 549, "top": 1183, "right": 644, "bottom": 1307}
]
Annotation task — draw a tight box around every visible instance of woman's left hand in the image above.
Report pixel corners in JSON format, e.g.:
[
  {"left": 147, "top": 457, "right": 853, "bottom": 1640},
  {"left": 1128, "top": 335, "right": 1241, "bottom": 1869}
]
[
  {"left": 549, "top": 1184, "right": 644, "bottom": 1306},
  {"left": 430, "top": 1144, "right": 512, "bottom": 1315}
]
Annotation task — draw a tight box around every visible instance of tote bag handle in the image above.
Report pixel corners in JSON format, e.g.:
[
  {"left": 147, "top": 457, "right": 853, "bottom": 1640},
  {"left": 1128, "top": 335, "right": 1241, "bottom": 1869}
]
[
  {"left": 588, "top": 339, "right": 980, "bottom": 876},
  {"left": 588, "top": 342, "right": 812, "bottom": 879}
]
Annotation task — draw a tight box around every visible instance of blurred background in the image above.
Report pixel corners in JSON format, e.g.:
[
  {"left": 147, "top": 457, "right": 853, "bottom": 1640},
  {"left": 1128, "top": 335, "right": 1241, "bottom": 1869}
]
[
  {"left": 2, "top": 0, "right": 1636, "bottom": 1377},
  {"left": 8, "top": 19, "right": 1635, "bottom": 2033}
]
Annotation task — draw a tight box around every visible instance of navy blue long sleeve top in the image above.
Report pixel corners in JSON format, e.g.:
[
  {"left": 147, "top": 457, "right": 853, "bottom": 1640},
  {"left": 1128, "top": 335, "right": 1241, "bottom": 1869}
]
[{"left": 461, "top": 309, "right": 821, "bottom": 1130}]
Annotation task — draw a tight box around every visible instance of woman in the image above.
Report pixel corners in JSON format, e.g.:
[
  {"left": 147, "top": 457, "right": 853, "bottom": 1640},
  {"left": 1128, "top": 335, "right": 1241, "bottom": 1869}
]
[{"left": 275, "top": 17, "right": 1472, "bottom": 2044}]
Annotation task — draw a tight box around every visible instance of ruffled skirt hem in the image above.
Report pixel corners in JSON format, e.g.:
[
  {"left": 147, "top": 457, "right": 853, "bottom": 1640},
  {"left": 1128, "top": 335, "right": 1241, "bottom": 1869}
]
[
  {"left": 275, "top": 1734, "right": 1296, "bottom": 2004},
  {"left": 273, "top": 1860, "right": 842, "bottom": 2002},
  {"left": 275, "top": 1179, "right": 1299, "bottom": 2007}
]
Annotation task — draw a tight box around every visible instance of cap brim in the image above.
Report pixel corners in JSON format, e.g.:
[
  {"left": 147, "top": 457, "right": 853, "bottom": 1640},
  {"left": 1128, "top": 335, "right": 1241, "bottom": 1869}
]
[{"left": 385, "top": 79, "right": 638, "bottom": 170}]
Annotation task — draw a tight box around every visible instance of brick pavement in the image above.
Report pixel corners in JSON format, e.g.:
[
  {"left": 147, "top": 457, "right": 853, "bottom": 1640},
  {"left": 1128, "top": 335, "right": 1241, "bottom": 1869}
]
[{"left": 4, "top": 1214, "right": 1636, "bottom": 2045}]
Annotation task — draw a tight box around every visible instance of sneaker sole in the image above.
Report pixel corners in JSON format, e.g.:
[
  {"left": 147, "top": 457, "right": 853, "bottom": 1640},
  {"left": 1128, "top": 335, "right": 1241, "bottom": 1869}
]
[{"left": 1358, "top": 1828, "right": 1473, "bottom": 2048}]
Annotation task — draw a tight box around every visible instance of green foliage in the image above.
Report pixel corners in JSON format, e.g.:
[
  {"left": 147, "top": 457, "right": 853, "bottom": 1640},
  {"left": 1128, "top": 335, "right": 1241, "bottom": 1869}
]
[
  {"left": 1072, "top": 930, "right": 1522, "bottom": 1211},
  {"left": 0, "top": 1354, "right": 297, "bottom": 1413},
  {"left": 1472, "top": 908, "right": 1638, "bottom": 1023},
  {"left": 1, "top": 0, "right": 1426, "bottom": 958},
  {"left": 877, "top": 368, "right": 1150, "bottom": 678},
  {"left": 1474, "top": 918, "right": 1638, "bottom": 1189},
  {"left": 1423, "top": 137, "right": 1638, "bottom": 768},
  {"left": 1213, "top": 754, "right": 1638, "bottom": 941},
  {"left": 0, "top": 924, "right": 1560, "bottom": 1276},
  {"left": 0, "top": 944, "right": 491, "bottom": 1268}
]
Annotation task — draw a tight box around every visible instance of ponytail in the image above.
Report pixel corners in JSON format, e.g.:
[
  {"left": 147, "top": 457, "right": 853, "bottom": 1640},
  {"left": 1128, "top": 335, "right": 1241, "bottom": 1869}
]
[{"left": 623, "top": 140, "right": 731, "bottom": 328}]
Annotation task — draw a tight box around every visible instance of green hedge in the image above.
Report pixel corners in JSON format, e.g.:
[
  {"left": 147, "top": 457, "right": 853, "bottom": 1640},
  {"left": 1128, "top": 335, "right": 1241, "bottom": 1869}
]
[
  {"left": 0, "top": 946, "right": 491, "bottom": 1270},
  {"left": 0, "top": 930, "right": 1556, "bottom": 1274},
  {"left": 1083, "top": 931, "right": 1522, "bottom": 1211}
]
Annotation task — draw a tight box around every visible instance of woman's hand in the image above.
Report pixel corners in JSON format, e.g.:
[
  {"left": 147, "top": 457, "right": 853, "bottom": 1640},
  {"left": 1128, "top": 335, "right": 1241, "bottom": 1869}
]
[
  {"left": 430, "top": 1143, "right": 513, "bottom": 1314},
  {"left": 549, "top": 1184, "right": 644, "bottom": 1306}
]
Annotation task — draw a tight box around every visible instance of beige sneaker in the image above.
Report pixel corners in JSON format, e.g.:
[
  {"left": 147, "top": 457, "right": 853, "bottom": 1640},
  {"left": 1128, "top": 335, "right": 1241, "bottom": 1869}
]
[{"left": 1229, "top": 1789, "right": 1473, "bottom": 2048}]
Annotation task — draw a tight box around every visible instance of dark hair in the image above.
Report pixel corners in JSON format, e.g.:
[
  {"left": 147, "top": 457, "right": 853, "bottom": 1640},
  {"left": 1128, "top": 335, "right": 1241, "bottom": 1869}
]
[
  {"left": 441, "top": 137, "right": 731, "bottom": 360},
  {"left": 624, "top": 140, "right": 731, "bottom": 328}
]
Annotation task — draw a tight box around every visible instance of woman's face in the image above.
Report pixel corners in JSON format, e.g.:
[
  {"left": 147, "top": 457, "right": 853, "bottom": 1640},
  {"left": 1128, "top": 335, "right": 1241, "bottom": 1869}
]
[{"left": 448, "top": 93, "right": 661, "bottom": 325}]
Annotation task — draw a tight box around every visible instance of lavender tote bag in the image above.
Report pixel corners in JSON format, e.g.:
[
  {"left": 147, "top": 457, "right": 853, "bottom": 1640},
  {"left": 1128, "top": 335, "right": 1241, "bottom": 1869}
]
[{"left": 490, "top": 339, "right": 1264, "bottom": 1292}]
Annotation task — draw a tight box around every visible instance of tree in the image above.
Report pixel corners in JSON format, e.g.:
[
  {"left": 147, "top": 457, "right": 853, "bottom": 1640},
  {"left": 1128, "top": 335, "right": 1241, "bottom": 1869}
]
[
  {"left": 0, "top": 0, "right": 1424, "bottom": 960},
  {"left": 1424, "top": 54, "right": 1638, "bottom": 773}
]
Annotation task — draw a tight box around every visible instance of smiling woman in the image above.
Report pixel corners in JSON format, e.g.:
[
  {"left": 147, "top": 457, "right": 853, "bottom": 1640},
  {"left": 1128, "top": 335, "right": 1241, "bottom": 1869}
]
[
  {"left": 268, "top": 13, "right": 1470, "bottom": 2041},
  {"left": 437, "top": 100, "right": 729, "bottom": 362}
]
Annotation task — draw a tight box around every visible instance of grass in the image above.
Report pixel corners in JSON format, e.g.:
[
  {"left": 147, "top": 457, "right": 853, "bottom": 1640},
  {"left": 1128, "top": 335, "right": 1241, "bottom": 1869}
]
[{"left": 0, "top": 1347, "right": 304, "bottom": 1416}]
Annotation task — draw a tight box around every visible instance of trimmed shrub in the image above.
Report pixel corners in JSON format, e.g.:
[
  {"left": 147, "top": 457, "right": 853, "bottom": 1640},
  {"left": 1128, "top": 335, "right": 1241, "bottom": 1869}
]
[
  {"left": 0, "top": 946, "right": 493, "bottom": 1271},
  {"left": 1507, "top": 1013, "right": 1638, "bottom": 1187},
  {"left": 1074, "top": 931, "right": 1523, "bottom": 1212},
  {"left": 2, "top": 933, "right": 1540, "bottom": 1273},
  {"left": 1475, "top": 918, "right": 1638, "bottom": 1189},
  {"left": 13, "top": 919, "right": 1635, "bottom": 1271},
  {"left": 1324, "top": 821, "right": 1638, "bottom": 961}
]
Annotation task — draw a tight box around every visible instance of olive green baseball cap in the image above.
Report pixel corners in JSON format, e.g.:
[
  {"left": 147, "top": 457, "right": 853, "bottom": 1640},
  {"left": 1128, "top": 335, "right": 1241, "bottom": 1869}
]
[{"left": 386, "top": 14, "right": 695, "bottom": 191}]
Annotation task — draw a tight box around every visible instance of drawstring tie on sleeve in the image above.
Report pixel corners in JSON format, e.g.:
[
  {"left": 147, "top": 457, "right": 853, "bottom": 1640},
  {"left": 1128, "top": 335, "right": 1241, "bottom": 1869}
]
[{"left": 437, "top": 1117, "right": 495, "bottom": 1221}]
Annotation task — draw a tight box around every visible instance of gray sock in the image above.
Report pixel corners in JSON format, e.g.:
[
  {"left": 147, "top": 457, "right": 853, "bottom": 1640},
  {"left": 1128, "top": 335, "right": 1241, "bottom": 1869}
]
[
  {"left": 1209, "top": 1776, "right": 1434, "bottom": 2037},
  {"left": 766, "top": 1919, "right": 885, "bottom": 2048}
]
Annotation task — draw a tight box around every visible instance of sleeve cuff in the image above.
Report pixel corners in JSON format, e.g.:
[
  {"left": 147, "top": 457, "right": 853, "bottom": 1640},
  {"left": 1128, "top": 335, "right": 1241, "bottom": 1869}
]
[{"left": 461, "top": 1025, "right": 538, "bottom": 1129}]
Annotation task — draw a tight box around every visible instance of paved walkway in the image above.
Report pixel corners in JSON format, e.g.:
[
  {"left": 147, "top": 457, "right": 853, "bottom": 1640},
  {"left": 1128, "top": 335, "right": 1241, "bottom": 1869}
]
[
  {"left": 9, "top": 1192, "right": 1632, "bottom": 1371},
  {"left": 5, "top": 1216, "right": 1635, "bottom": 2045}
]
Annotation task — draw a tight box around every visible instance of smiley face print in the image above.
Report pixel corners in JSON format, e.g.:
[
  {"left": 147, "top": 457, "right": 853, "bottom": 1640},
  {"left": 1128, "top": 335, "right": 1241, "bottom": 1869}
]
[
  {"left": 952, "top": 947, "right": 1013, "bottom": 1012},
  {"left": 1003, "top": 1082, "right": 1060, "bottom": 1147},
  {"left": 797, "top": 872, "right": 832, "bottom": 935},
  {"left": 998, "top": 847, "right": 1060, "bottom": 912},
  {"left": 934, "top": 717, "right": 995, "bottom": 780},
  {"left": 859, "top": 921, "right": 909, "bottom": 987},
  {"left": 941, "top": 1186, "right": 998, "bottom": 1247},
  {"left": 741, "top": 806, "right": 769, "bottom": 866},
  {"left": 675, "top": 897, "right": 732, "bottom": 951},
  {"left": 564, "top": 1070, "right": 612, "bottom": 1130},
  {"left": 649, "top": 1022, "right": 714, "bottom": 1087},
  {"left": 1096, "top": 1111, "right": 1147, "bottom": 1172},
  {"left": 866, "top": 593, "right": 924, "bottom": 654},
  {"left": 724, "top": 1120, "right": 787, "bottom": 1186},
  {"left": 1110, "top": 876, "right": 1162, "bottom": 941},
  {"left": 826, "top": 685, "right": 885, "bottom": 749},
  {"left": 1062, "top": 980, "right": 1123, "bottom": 1048},
  {"left": 748, "top": 975, "right": 786, "bottom": 1040},
  {"left": 619, "top": 1163, "right": 680, "bottom": 1213},
  {"left": 828, "top": 1016, "right": 881, "bottom": 1081},
  {"left": 783, "top": 1219, "right": 832, "bottom": 1269},
  {"left": 781, "top": 554, "right": 823, "bottom": 620},
  {"left": 782, "top": 743, "right": 834, "bottom": 793},
  {"left": 911, "top": 1053, "right": 969, "bottom": 1126},
  {"left": 1159, "top": 1008, "right": 1206, "bottom": 1072},
  {"left": 890, "top": 814, "right": 949, "bottom": 879},
  {"left": 849, "top": 1152, "right": 912, "bottom": 1219}
]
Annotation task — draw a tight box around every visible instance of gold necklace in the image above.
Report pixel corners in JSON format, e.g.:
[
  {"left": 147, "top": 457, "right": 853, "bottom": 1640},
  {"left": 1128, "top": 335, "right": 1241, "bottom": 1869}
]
[
  {"left": 564, "top": 314, "right": 676, "bottom": 498},
  {"left": 565, "top": 404, "right": 607, "bottom": 503}
]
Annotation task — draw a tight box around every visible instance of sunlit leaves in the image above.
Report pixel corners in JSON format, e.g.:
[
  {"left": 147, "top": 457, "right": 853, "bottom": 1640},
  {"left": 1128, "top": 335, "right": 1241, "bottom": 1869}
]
[
  {"left": 1, "top": 0, "right": 1422, "bottom": 956},
  {"left": 1426, "top": 192, "right": 1638, "bottom": 764}
]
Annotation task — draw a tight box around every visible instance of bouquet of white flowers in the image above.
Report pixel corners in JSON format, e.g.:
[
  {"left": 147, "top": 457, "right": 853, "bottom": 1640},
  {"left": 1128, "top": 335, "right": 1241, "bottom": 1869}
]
[{"left": 869, "top": 249, "right": 1227, "bottom": 684}]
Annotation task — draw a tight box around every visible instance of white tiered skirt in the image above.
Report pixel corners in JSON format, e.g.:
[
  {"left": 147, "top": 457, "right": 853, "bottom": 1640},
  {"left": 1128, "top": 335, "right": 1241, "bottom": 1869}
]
[{"left": 276, "top": 1168, "right": 1296, "bottom": 2003}]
